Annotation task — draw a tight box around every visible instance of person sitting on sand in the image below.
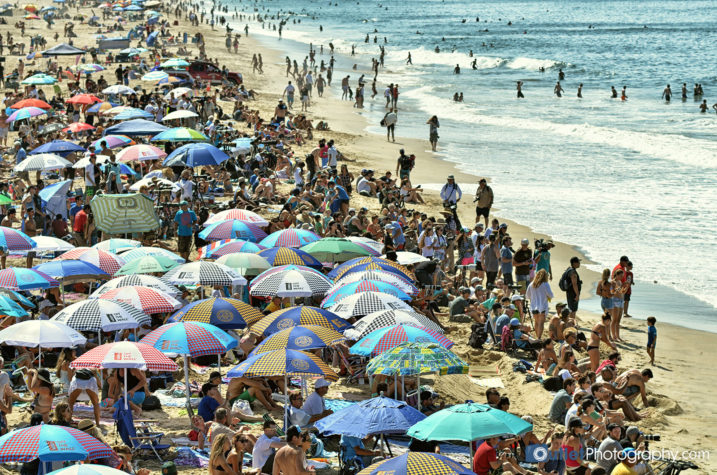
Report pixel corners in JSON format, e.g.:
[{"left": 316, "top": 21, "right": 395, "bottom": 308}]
[
  {"left": 612, "top": 368, "right": 653, "bottom": 409},
  {"left": 553, "top": 350, "right": 579, "bottom": 378},
  {"left": 535, "top": 338, "right": 559, "bottom": 374},
  {"left": 226, "top": 377, "right": 281, "bottom": 413},
  {"left": 273, "top": 426, "right": 314, "bottom": 475}
]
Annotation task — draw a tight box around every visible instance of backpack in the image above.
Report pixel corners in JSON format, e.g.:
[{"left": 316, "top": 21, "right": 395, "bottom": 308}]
[
  {"left": 468, "top": 323, "right": 488, "bottom": 349},
  {"left": 558, "top": 267, "right": 573, "bottom": 291},
  {"left": 75, "top": 369, "right": 95, "bottom": 381},
  {"left": 543, "top": 376, "right": 563, "bottom": 392},
  {"left": 142, "top": 395, "right": 161, "bottom": 411}
]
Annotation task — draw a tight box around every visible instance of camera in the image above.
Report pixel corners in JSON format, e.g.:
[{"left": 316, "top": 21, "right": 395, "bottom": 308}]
[{"left": 643, "top": 434, "right": 661, "bottom": 441}]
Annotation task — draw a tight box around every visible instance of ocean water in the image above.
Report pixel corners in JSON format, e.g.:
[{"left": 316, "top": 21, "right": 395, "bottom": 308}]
[{"left": 222, "top": 0, "right": 717, "bottom": 331}]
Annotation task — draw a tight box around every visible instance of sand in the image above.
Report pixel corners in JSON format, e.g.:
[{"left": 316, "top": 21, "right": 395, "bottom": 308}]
[{"left": 0, "top": 3, "right": 714, "bottom": 474}]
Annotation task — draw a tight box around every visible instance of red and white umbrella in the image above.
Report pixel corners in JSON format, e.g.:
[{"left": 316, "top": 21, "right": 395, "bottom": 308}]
[
  {"left": 204, "top": 209, "right": 270, "bottom": 227},
  {"left": 70, "top": 341, "right": 178, "bottom": 371},
  {"left": 94, "top": 285, "right": 181, "bottom": 314},
  {"left": 116, "top": 144, "right": 167, "bottom": 162},
  {"left": 54, "top": 247, "right": 125, "bottom": 275}
]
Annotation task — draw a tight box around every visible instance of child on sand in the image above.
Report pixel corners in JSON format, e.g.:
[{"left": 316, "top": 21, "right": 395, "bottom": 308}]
[{"left": 646, "top": 316, "right": 657, "bottom": 365}]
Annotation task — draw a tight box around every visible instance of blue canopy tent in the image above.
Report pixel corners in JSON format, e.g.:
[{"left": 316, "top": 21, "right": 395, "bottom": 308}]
[
  {"left": 146, "top": 31, "right": 159, "bottom": 47},
  {"left": 104, "top": 119, "right": 169, "bottom": 137}
]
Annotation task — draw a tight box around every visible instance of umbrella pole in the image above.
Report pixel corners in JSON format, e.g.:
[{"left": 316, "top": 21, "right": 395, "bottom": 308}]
[
  {"left": 416, "top": 373, "right": 421, "bottom": 410},
  {"left": 401, "top": 375, "right": 405, "bottom": 402},
  {"left": 124, "top": 368, "right": 128, "bottom": 410},
  {"left": 183, "top": 354, "right": 191, "bottom": 408},
  {"left": 393, "top": 373, "right": 397, "bottom": 399},
  {"left": 284, "top": 373, "right": 288, "bottom": 431},
  {"left": 217, "top": 354, "right": 221, "bottom": 388},
  {"left": 38, "top": 347, "right": 42, "bottom": 369}
]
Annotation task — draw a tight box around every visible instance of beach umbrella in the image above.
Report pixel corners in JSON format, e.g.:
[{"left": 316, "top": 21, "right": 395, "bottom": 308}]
[
  {"left": 325, "top": 291, "right": 412, "bottom": 318},
  {"left": 93, "top": 238, "right": 141, "bottom": 253},
  {"left": 92, "top": 274, "right": 179, "bottom": 298},
  {"left": 38, "top": 123, "right": 65, "bottom": 135},
  {"left": 329, "top": 260, "right": 414, "bottom": 282},
  {"left": 230, "top": 137, "right": 253, "bottom": 155},
  {"left": 67, "top": 93, "right": 103, "bottom": 105},
  {"left": 322, "top": 281, "right": 411, "bottom": 308},
  {"left": 0, "top": 289, "right": 35, "bottom": 309},
  {"left": 344, "top": 309, "right": 443, "bottom": 341},
  {"left": 87, "top": 101, "right": 115, "bottom": 114},
  {"left": 33, "top": 260, "right": 109, "bottom": 282},
  {"left": 0, "top": 295, "right": 29, "bottom": 318},
  {"left": 118, "top": 247, "right": 184, "bottom": 264},
  {"left": 90, "top": 135, "right": 135, "bottom": 151},
  {"left": 203, "top": 209, "right": 269, "bottom": 227},
  {"left": 249, "top": 265, "right": 331, "bottom": 298},
  {"left": 63, "top": 122, "right": 95, "bottom": 133},
  {"left": 0, "top": 227, "right": 36, "bottom": 251},
  {"left": 407, "top": 402, "right": 533, "bottom": 443},
  {"left": 0, "top": 424, "right": 114, "bottom": 463},
  {"left": 259, "top": 229, "right": 320, "bottom": 248},
  {"left": 24, "top": 12, "right": 40, "bottom": 18},
  {"left": 113, "top": 107, "right": 153, "bottom": 120},
  {"left": 28, "top": 236, "right": 75, "bottom": 253},
  {"left": 250, "top": 325, "right": 346, "bottom": 356},
  {"left": 124, "top": 3, "right": 142, "bottom": 10},
  {"left": 350, "top": 324, "right": 454, "bottom": 357},
  {"left": 128, "top": 176, "right": 179, "bottom": 193},
  {"left": 300, "top": 237, "right": 379, "bottom": 263},
  {"left": 228, "top": 348, "right": 338, "bottom": 381},
  {"left": 115, "top": 254, "right": 179, "bottom": 275},
  {"left": 0, "top": 194, "right": 12, "bottom": 206},
  {"left": 23, "top": 4, "right": 37, "bottom": 11},
  {"left": 334, "top": 271, "right": 419, "bottom": 297},
  {"left": 163, "top": 142, "right": 228, "bottom": 167},
  {"left": 384, "top": 251, "right": 430, "bottom": 266},
  {"left": 315, "top": 395, "right": 426, "bottom": 438},
  {"left": 6, "top": 106, "right": 47, "bottom": 122},
  {"left": 73, "top": 154, "right": 109, "bottom": 169},
  {"left": 95, "top": 285, "right": 181, "bottom": 314},
  {"left": 151, "top": 127, "right": 208, "bottom": 142},
  {"left": 47, "top": 465, "right": 128, "bottom": 475},
  {"left": 159, "top": 58, "right": 189, "bottom": 68},
  {"left": 90, "top": 193, "right": 159, "bottom": 234},
  {"left": 163, "top": 261, "right": 247, "bottom": 287},
  {"left": 102, "top": 84, "right": 136, "bottom": 95},
  {"left": 156, "top": 75, "right": 182, "bottom": 85},
  {"left": 199, "top": 219, "right": 267, "bottom": 242},
  {"left": 0, "top": 320, "right": 86, "bottom": 366},
  {"left": 38, "top": 179, "right": 72, "bottom": 221},
  {"left": 51, "top": 299, "right": 149, "bottom": 332},
  {"left": 9, "top": 98, "right": 51, "bottom": 109},
  {"left": 163, "top": 87, "right": 193, "bottom": 99},
  {"left": 168, "top": 297, "right": 263, "bottom": 329},
  {"left": 102, "top": 106, "right": 136, "bottom": 117},
  {"left": 198, "top": 239, "right": 265, "bottom": 259},
  {"left": 20, "top": 74, "right": 57, "bottom": 85},
  {"left": 141, "top": 71, "right": 168, "bottom": 82},
  {"left": 257, "top": 247, "right": 322, "bottom": 270},
  {"left": 358, "top": 453, "right": 472, "bottom": 475},
  {"left": 0, "top": 268, "right": 58, "bottom": 290},
  {"left": 366, "top": 342, "right": 469, "bottom": 377},
  {"left": 71, "top": 341, "right": 177, "bottom": 371},
  {"left": 14, "top": 153, "right": 71, "bottom": 172},
  {"left": 54, "top": 247, "right": 125, "bottom": 275},
  {"left": 119, "top": 47, "right": 147, "bottom": 55},
  {"left": 103, "top": 118, "right": 169, "bottom": 136},
  {"left": 73, "top": 63, "right": 105, "bottom": 73},
  {"left": 162, "top": 109, "right": 198, "bottom": 121},
  {"left": 29, "top": 139, "right": 85, "bottom": 155},
  {"left": 116, "top": 144, "right": 166, "bottom": 162},
  {"left": 251, "top": 306, "right": 352, "bottom": 337},
  {"left": 214, "top": 253, "right": 271, "bottom": 276}
]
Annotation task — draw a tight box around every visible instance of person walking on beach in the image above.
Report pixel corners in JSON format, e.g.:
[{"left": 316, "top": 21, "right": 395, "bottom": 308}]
[
  {"left": 474, "top": 178, "right": 493, "bottom": 228},
  {"left": 427, "top": 115, "right": 439, "bottom": 151},
  {"left": 560, "top": 256, "right": 582, "bottom": 319},
  {"left": 646, "top": 316, "right": 657, "bottom": 365},
  {"left": 554, "top": 81, "right": 564, "bottom": 97},
  {"left": 516, "top": 81, "right": 524, "bottom": 99},
  {"left": 662, "top": 84, "right": 671, "bottom": 102},
  {"left": 391, "top": 84, "right": 399, "bottom": 109},
  {"left": 341, "top": 75, "right": 350, "bottom": 100},
  {"left": 382, "top": 108, "right": 397, "bottom": 142},
  {"left": 384, "top": 84, "right": 393, "bottom": 108},
  {"left": 282, "top": 81, "right": 295, "bottom": 109}
]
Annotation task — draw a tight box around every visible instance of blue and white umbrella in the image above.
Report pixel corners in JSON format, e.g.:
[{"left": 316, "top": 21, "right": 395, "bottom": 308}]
[
  {"left": 111, "top": 107, "right": 153, "bottom": 120},
  {"left": 163, "top": 143, "right": 229, "bottom": 167}
]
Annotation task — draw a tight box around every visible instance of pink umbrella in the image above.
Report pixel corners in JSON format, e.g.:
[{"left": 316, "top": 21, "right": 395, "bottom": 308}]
[
  {"left": 54, "top": 247, "right": 125, "bottom": 275},
  {"left": 95, "top": 285, "right": 182, "bottom": 314},
  {"left": 203, "top": 208, "right": 270, "bottom": 227},
  {"left": 63, "top": 122, "right": 95, "bottom": 133},
  {"left": 116, "top": 144, "right": 167, "bottom": 162},
  {"left": 6, "top": 106, "right": 47, "bottom": 123},
  {"left": 90, "top": 135, "right": 135, "bottom": 150}
]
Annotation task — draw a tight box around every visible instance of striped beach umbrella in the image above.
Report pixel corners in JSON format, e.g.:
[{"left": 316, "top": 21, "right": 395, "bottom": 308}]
[
  {"left": 151, "top": 127, "right": 208, "bottom": 142},
  {"left": 51, "top": 299, "right": 150, "bottom": 332},
  {"left": 94, "top": 286, "right": 181, "bottom": 314},
  {"left": 168, "top": 297, "right": 263, "bottom": 329},
  {"left": 14, "top": 153, "right": 71, "bottom": 172},
  {"left": 141, "top": 70, "right": 169, "bottom": 82},
  {"left": 0, "top": 227, "right": 37, "bottom": 251},
  {"left": 358, "top": 452, "right": 473, "bottom": 475},
  {"left": 325, "top": 291, "right": 412, "bottom": 319},
  {"left": 0, "top": 268, "right": 58, "bottom": 290},
  {"left": 92, "top": 274, "right": 180, "bottom": 298},
  {"left": 250, "top": 325, "right": 347, "bottom": 356},
  {"left": 300, "top": 237, "right": 379, "bottom": 263},
  {"left": 70, "top": 341, "right": 178, "bottom": 371},
  {"left": 5, "top": 106, "right": 47, "bottom": 123},
  {"left": 227, "top": 348, "right": 338, "bottom": 381},
  {"left": 249, "top": 265, "right": 331, "bottom": 298},
  {"left": 54, "top": 247, "right": 125, "bottom": 275},
  {"left": 214, "top": 253, "right": 271, "bottom": 276},
  {"left": 163, "top": 261, "right": 247, "bottom": 287},
  {"left": 198, "top": 239, "right": 265, "bottom": 259},
  {"left": 93, "top": 238, "right": 142, "bottom": 253},
  {"left": 33, "top": 260, "right": 109, "bottom": 282},
  {"left": 141, "top": 321, "right": 237, "bottom": 357},
  {"left": 89, "top": 193, "right": 159, "bottom": 234},
  {"left": 365, "top": 342, "right": 469, "bottom": 377},
  {"left": 349, "top": 324, "right": 454, "bottom": 357},
  {"left": 203, "top": 209, "right": 270, "bottom": 227},
  {"left": 344, "top": 309, "right": 444, "bottom": 341},
  {"left": 198, "top": 219, "right": 267, "bottom": 242},
  {"left": 328, "top": 257, "right": 414, "bottom": 281},
  {"left": 334, "top": 271, "right": 419, "bottom": 297},
  {"left": 0, "top": 425, "right": 114, "bottom": 463},
  {"left": 118, "top": 247, "right": 185, "bottom": 264},
  {"left": 115, "top": 254, "right": 179, "bottom": 275},
  {"left": 259, "top": 229, "right": 320, "bottom": 248},
  {"left": 251, "top": 306, "right": 352, "bottom": 337},
  {"left": 322, "top": 281, "right": 411, "bottom": 308},
  {"left": 257, "top": 247, "right": 322, "bottom": 270}
]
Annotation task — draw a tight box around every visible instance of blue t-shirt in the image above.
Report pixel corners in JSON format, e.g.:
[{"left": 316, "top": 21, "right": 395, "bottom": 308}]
[
  {"left": 69, "top": 203, "right": 82, "bottom": 219},
  {"left": 647, "top": 326, "right": 657, "bottom": 346},
  {"left": 16, "top": 148, "right": 26, "bottom": 165},
  {"left": 500, "top": 246, "right": 513, "bottom": 275},
  {"left": 514, "top": 329, "right": 528, "bottom": 349},
  {"left": 335, "top": 185, "right": 349, "bottom": 201},
  {"left": 535, "top": 250, "right": 551, "bottom": 273},
  {"left": 340, "top": 435, "right": 364, "bottom": 462},
  {"left": 198, "top": 396, "right": 220, "bottom": 422},
  {"left": 495, "top": 314, "right": 510, "bottom": 336},
  {"left": 174, "top": 210, "right": 197, "bottom": 237}
]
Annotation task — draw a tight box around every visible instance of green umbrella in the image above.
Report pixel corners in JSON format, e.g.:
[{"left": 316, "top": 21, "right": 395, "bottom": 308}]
[
  {"left": 90, "top": 193, "right": 159, "bottom": 234},
  {"left": 299, "top": 237, "right": 377, "bottom": 263},
  {"left": 0, "top": 194, "right": 13, "bottom": 205},
  {"left": 115, "top": 254, "right": 179, "bottom": 275},
  {"left": 366, "top": 342, "right": 469, "bottom": 376},
  {"left": 407, "top": 402, "right": 533, "bottom": 443},
  {"left": 214, "top": 252, "right": 271, "bottom": 276}
]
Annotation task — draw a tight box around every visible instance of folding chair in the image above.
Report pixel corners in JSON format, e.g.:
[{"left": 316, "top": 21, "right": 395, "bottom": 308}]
[{"left": 114, "top": 397, "right": 170, "bottom": 461}]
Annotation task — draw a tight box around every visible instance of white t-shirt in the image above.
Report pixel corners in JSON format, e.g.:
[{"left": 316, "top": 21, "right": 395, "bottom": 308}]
[
  {"left": 356, "top": 177, "right": 371, "bottom": 195},
  {"left": 327, "top": 146, "right": 339, "bottom": 167},
  {"left": 288, "top": 405, "right": 311, "bottom": 428},
  {"left": 418, "top": 230, "right": 435, "bottom": 257},
  {"left": 84, "top": 163, "right": 95, "bottom": 187},
  {"left": 294, "top": 166, "right": 304, "bottom": 186},
  {"left": 284, "top": 84, "right": 295, "bottom": 96},
  {"left": 252, "top": 434, "right": 282, "bottom": 469},
  {"left": 179, "top": 178, "right": 194, "bottom": 200},
  {"left": 565, "top": 404, "right": 579, "bottom": 428},
  {"left": 303, "top": 391, "right": 325, "bottom": 416}
]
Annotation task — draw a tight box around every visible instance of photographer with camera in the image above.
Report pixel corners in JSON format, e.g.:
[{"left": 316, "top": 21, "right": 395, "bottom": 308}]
[
  {"left": 473, "top": 178, "right": 493, "bottom": 228},
  {"left": 534, "top": 239, "right": 555, "bottom": 281}
]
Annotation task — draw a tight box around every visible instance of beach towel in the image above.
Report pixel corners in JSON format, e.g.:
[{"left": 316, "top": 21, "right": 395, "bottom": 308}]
[
  {"left": 174, "top": 447, "right": 209, "bottom": 468},
  {"left": 469, "top": 377, "right": 505, "bottom": 388}
]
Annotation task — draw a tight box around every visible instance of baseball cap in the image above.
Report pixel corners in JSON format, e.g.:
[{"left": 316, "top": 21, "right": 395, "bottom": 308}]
[
  {"left": 521, "top": 238, "right": 529, "bottom": 245},
  {"left": 626, "top": 426, "right": 640, "bottom": 438},
  {"left": 509, "top": 318, "right": 520, "bottom": 326},
  {"left": 315, "top": 378, "right": 331, "bottom": 389},
  {"left": 459, "top": 287, "right": 470, "bottom": 294},
  {"left": 511, "top": 295, "right": 524, "bottom": 301},
  {"left": 499, "top": 223, "right": 508, "bottom": 229},
  {"left": 470, "top": 277, "right": 481, "bottom": 284},
  {"left": 447, "top": 175, "right": 455, "bottom": 180},
  {"left": 180, "top": 200, "right": 188, "bottom": 206},
  {"left": 474, "top": 222, "right": 484, "bottom": 229}
]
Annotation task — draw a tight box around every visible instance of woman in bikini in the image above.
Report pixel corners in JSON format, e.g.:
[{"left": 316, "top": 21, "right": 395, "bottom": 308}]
[
  {"left": 227, "top": 432, "right": 259, "bottom": 474},
  {"left": 209, "top": 433, "right": 237, "bottom": 475},
  {"left": 611, "top": 269, "right": 627, "bottom": 342},
  {"left": 562, "top": 418, "right": 590, "bottom": 475},
  {"left": 535, "top": 338, "right": 559, "bottom": 374},
  {"left": 27, "top": 368, "right": 54, "bottom": 422},
  {"left": 587, "top": 313, "right": 618, "bottom": 372},
  {"left": 596, "top": 269, "right": 614, "bottom": 316},
  {"left": 552, "top": 350, "right": 579, "bottom": 377}
]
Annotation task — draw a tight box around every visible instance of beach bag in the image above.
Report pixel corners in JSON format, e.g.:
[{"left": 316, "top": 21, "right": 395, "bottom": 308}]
[
  {"left": 558, "top": 267, "right": 573, "bottom": 292},
  {"left": 468, "top": 323, "right": 487, "bottom": 349},
  {"left": 142, "top": 395, "right": 161, "bottom": 411},
  {"left": 543, "top": 376, "right": 563, "bottom": 392},
  {"left": 232, "top": 399, "right": 254, "bottom": 416},
  {"left": 75, "top": 369, "right": 95, "bottom": 381}
]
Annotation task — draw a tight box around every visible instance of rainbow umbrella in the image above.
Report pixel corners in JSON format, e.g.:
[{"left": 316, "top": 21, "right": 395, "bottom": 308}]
[
  {"left": 259, "top": 228, "right": 320, "bottom": 248},
  {"left": 358, "top": 453, "right": 473, "bottom": 475},
  {"left": 321, "top": 280, "right": 411, "bottom": 308},
  {"left": 90, "top": 135, "right": 135, "bottom": 151},
  {"left": 366, "top": 342, "right": 469, "bottom": 377},
  {"left": 6, "top": 106, "right": 47, "bottom": 123},
  {"left": 24, "top": 13, "right": 40, "bottom": 19},
  {"left": 257, "top": 247, "right": 322, "bottom": 270},
  {"left": 250, "top": 325, "right": 346, "bottom": 356},
  {"left": 349, "top": 324, "right": 454, "bottom": 357},
  {"left": 198, "top": 239, "right": 265, "bottom": 259},
  {"left": 150, "top": 127, "right": 208, "bottom": 142},
  {"left": 0, "top": 424, "right": 114, "bottom": 463},
  {"left": 116, "top": 144, "right": 166, "bottom": 162},
  {"left": 168, "top": 297, "right": 263, "bottom": 329},
  {"left": 0, "top": 227, "right": 37, "bottom": 251},
  {"left": 198, "top": 219, "right": 267, "bottom": 242},
  {"left": 333, "top": 271, "right": 419, "bottom": 297},
  {"left": 203, "top": 209, "right": 269, "bottom": 227},
  {"left": 251, "top": 306, "right": 352, "bottom": 337},
  {"left": 0, "top": 268, "right": 58, "bottom": 290}
]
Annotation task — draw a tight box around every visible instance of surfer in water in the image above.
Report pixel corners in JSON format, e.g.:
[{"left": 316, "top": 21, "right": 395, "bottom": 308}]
[
  {"left": 577, "top": 83, "right": 583, "bottom": 98},
  {"left": 611, "top": 86, "right": 618, "bottom": 98},
  {"left": 621, "top": 86, "right": 627, "bottom": 101},
  {"left": 662, "top": 84, "right": 672, "bottom": 102},
  {"left": 558, "top": 69, "right": 565, "bottom": 81},
  {"left": 471, "top": 59, "right": 477, "bottom": 69},
  {"left": 517, "top": 81, "right": 524, "bottom": 99},
  {"left": 682, "top": 83, "right": 688, "bottom": 101},
  {"left": 554, "top": 81, "right": 564, "bottom": 97}
]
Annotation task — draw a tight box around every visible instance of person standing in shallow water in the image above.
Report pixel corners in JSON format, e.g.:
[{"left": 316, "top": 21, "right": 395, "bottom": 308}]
[
  {"left": 662, "top": 84, "right": 671, "bottom": 102},
  {"left": 554, "top": 81, "right": 564, "bottom": 97},
  {"left": 516, "top": 81, "right": 524, "bottom": 98},
  {"left": 621, "top": 86, "right": 627, "bottom": 101},
  {"left": 577, "top": 83, "right": 583, "bottom": 98},
  {"left": 427, "top": 116, "right": 440, "bottom": 151}
]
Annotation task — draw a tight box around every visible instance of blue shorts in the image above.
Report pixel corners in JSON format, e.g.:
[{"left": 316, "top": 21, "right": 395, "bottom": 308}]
[
  {"left": 623, "top": 385, "right": 639, "bottom": 397},
  {"left": 613, "top": 297, "right": 624, "bottom": 309},
  {"left": 601, "top": 297, "right": 614, "bottom": 310}
]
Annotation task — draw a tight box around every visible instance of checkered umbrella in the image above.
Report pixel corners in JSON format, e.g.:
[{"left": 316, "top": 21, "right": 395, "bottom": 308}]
[
  {"left": 328, "top": 257, "right": 414, "bottom": 282},
  {"left": 94, "top": 286, "right": 181, "bottom": 314},
  {"left": 349, "top": 324, "right": 453, "bottom": 357},
  {"left": 70, "top": 341, "right": 178, "bottom": 371},
  {"left": 140, "top": 321, "right": 237, "bottom": 357},
  {"left": 334, "top": 271, "right": 419, "bottom": 297},
  {"left": 251, "top": 306, "right": 353, "bottom": 337},
  {"left": 358, "top": 452, "right": 473, "bottom": 475},
  {"left": 324, "top": 291, "right": 412, "bottom": 319},
  {"left": 257, "top": 247, "right": 323, "bottom": 270},
  {"left": 249, "top": 265, "right": 331, "bottom": 298},
  {"left": 51, "top": 299, "right": 150, "bottom": 332},
  {"left": 198, "top": 219, "right": 268, "bottom": 243},
  {"left": 0, "top": 424, "right": 115, "bottom": 463},
  {"left": 91, "top": 275, "right": 180, "bottom": 298},
  {"left": 203, "top": 208, "right": 269, "bottom": 227},
  {"left": 93, "top": 238, "right": 142, "bottom": 253},
  {"left": 250, "top": 325, "right": 347, "bottom": 356},
  {"left": 322, "top": 281, "right": 411, "bottom": 308},
  {"left": 118, "top": 247, "right": 185, "bottom": 264},
  {"left": 0, "top": 268, "right": 59, "bottom": 290},
  {"left": 227, "top": 348, "right": 338, "bottom": 381},
  {"left": 344, "top": 309, "right": 444, "bottom": 341},
  {"left": 0, "top": 227, "right": 37, "bottom": 251},
  {"left": 198, "top": 239, "right": 265, "bottom": 259},
  {"left": 163, "top": 261, "right": 247, "bottom": 287},
  {"left": 54, "top": 248, "right": 125, "bottom": 275},
  {"left": 168, "top": 297, "right": 263, "bottom": 329},
  {"left": 259, "top": 229, "right": 321, "bottom": 248},
  {"left": 365, "top": 342, "right": 469, "bottom": 377}
]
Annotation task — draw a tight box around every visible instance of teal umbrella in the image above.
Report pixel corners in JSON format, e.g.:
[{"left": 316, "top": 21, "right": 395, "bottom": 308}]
[
  {"left": 0, "top": 294, "right": 29, "bottom": 318},
  {"left": 159, "top": 58, "right": 189, "bottom": 68},
  {"left": 115, "top": 255, "right": 179, "bottom": 275},
  {"left": 21, "top": 74, "right": 57, "bottom": 85},
  {"left": 299, "top": 237, "right": 378, "bottom": 263}
]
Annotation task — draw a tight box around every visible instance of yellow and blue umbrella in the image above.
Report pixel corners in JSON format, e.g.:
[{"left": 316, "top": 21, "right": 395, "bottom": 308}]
[
  {"left": 358, "top": 452, "right": 473, "bottom": 475},
  {"left": 249, "top": 324, "right": 346, "bottom": 356},
  {"left": 251, "top": 306, "right": 352, "bottom": 337},
  {"left": 168, "top": 297, "right": 263, "bottom": 329},
  {"left": 365, "top": 342, "right": 468, "bottom": 377},
  {"left": 227, "top": 348, "right": 338, "bottom": 381},
  {"left": 257, "top": 247, "right": 322, "bottom": 270},
  {"left": 328, "top": 256, "right": 413, "bottom": 281}
]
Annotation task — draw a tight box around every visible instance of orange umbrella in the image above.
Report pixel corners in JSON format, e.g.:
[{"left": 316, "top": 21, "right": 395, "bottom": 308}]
[
  {"left": 63, "top": 122, "right": 95, "bottom": 133},
  {"left": 9, "top": 99, "right": 52, "bottom": 110},
  {"left": 66, "top": 94, "right": 102, "bottom": 105},
  {"left": 23, "top": 4, "right": 38, "bottom": 12}
]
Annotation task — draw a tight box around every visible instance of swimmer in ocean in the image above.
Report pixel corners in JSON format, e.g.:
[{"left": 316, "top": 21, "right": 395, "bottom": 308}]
[
  {"left": 577, "top": 83, "right": 583, "bottom": 98},
  {"left": 435, "top": 46, "right": 440, "bottom": 53},
  {"left": 554, "top": 81, "right": 564, "bottom": 97},
  {"left": 662, "top": 84, "right": 671, "bottom": 102},
  {"left": 471, "top": 59, "right": 477, "bottom": 69},
  {"left": 682, "top": 83, "right": 687, "bottom": 101},
  {"left": 517, "top": 81, "right": 524, "bottom": 99},
  {"left": 454, "top": 64, "right": 460, "bottom": 74},
  {"left": 611, "top": 86, "right": 618, "bottom": 98},
  {"left": 699, "top": 100, "right": 708, "bottom": 113},
  {"left": 558, "top": 68, "right": 565, "bottom": 81},
  {"left": 621, "top": 86, "right": 627, "bottom": 101}
]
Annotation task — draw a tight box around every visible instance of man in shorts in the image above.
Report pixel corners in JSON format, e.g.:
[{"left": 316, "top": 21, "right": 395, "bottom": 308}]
[
  {"left": 473, "top": 178, "right": 494, "bottom": 228},
  {"left": 174, "top": 201, "right": 196, "bottom": 261}
]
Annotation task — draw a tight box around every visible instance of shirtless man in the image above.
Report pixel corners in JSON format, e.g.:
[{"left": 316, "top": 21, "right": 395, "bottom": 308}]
[
  {"left": 274, "top": 99, "right": 288, "bottom": 123},
  {"left": 23, "top": 208, "right": 37, "bottom": 268},
  {"left": 272, "top": 426, "right": 314, "bottom": 475},
  {"left": 662, "top": 84, "right": 671, "bottom": 102},
  {"left": 226, "top": 377, "right": 281, "bottom": 412},
  {"left": 535, "top": 338, "right": 558, "bottom": 374},
  {"left": 548, "top": 307, "right": 567, "bottom": 342},
  {"left": 613, "top": 368, "right": 653, "bottom": 409}
]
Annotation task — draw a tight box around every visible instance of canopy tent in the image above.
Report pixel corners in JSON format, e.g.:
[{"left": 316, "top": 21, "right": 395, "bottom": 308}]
[{"left": 41, "top": 42, "right": 86, "bottom": 55}]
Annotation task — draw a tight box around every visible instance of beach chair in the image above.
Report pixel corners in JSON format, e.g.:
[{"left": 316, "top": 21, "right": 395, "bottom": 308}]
[{"left": 114, "top": 397, "right": 170, "bottom": 461}]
